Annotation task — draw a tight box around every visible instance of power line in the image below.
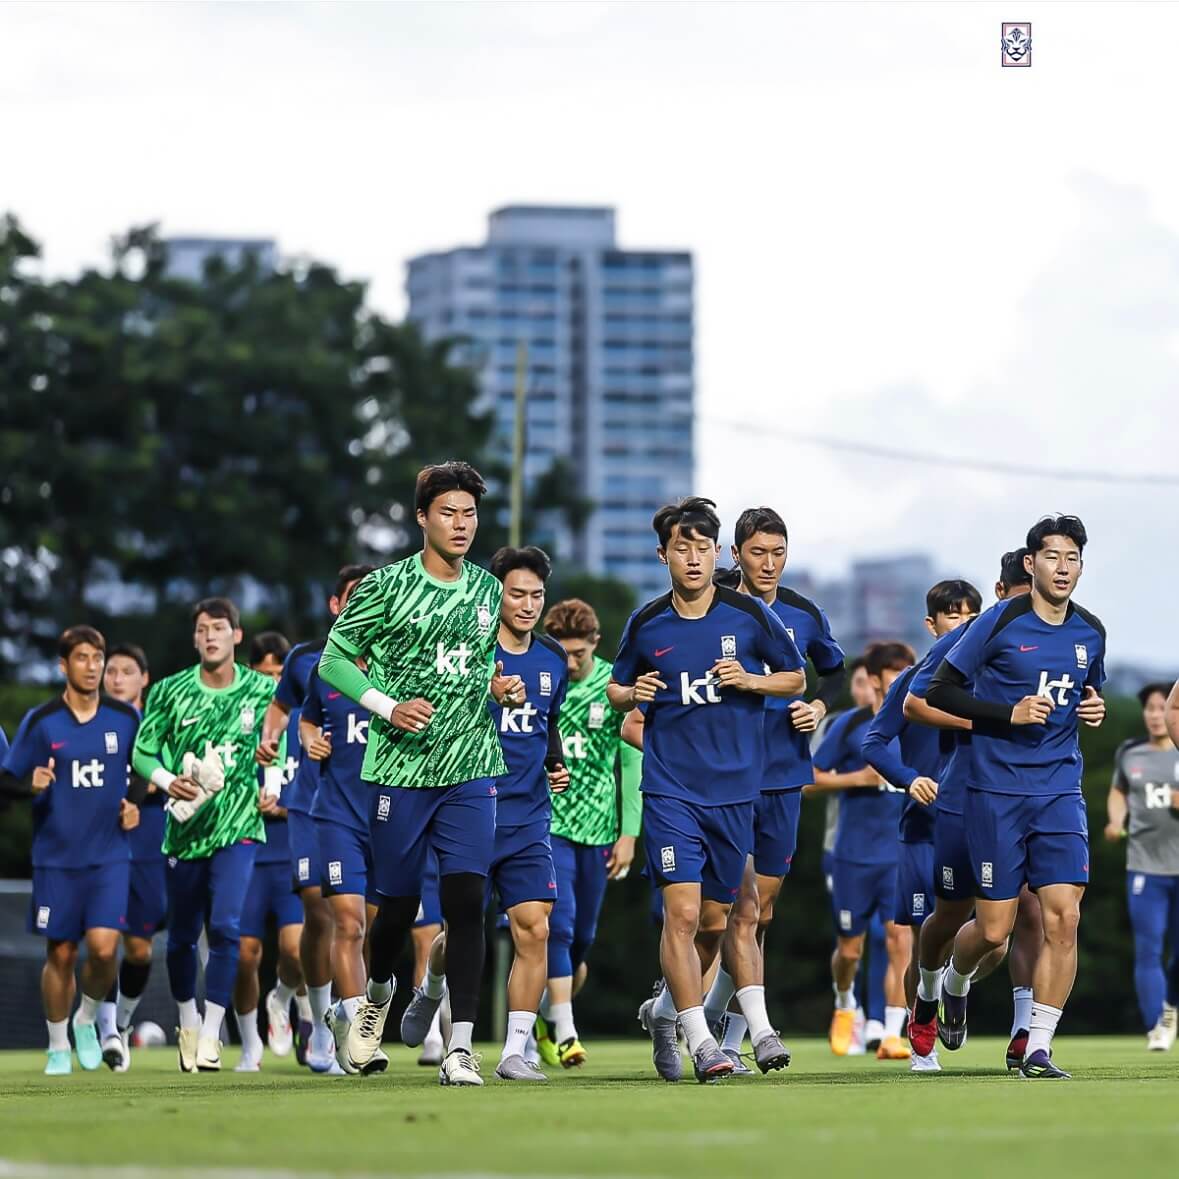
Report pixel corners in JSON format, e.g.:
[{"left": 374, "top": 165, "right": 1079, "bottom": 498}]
[{"left": 699, "top": 417, "right": 1179, "bottom": 487}]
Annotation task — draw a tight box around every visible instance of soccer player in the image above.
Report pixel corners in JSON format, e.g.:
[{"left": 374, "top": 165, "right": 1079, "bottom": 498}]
[
  {"left": 929, "top": 516, "right": 1106, "bottom": 1078},
  {"left": 318, "top": 461, "right": 520, "bottom": 1087},
  {"left": 534, "top": 597, "right": 642, "bottom": 1069},
  {"left": 232, "top": 631, "right": 312, "bottom": 1071},
  {"left": 812, "top": 641, "right": 915, "bottom": 1059},
  {"left": 1105, "top": 682, "right": 1179, "bottom": 1050},
  {"left": 701, "top": 507, "right": 845, "bottom": 1068},
  {"left": 94, "top": 642, "right": 160, "bottom": 1072},
  {"left": 1, "top": 626, "right": 141, "bottom": 1075},
  {"left": 611, "top": 496, "right": 805, "bottom": 1082},
  {"left": 132, "top": 597, "right": 276, "bottom": 1073},
  {"left": 861, "top": 582, "right": 981, "bottom": 1069}
]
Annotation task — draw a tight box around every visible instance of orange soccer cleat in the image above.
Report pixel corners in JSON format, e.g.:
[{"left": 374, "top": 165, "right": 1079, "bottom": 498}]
[
  {"left": 829, "top": 1008, "right": 857, "bottom": 1056},
  {"left": 876, "top": 1034, "right": 912, "bottom": 1061}
]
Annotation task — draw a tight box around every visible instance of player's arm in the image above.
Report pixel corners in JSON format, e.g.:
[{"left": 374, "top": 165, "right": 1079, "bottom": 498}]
[
  {"left": 318, "top": 633, "right": 431, "bottom": 734},
  {"left": 712, "top": 607, "right": 806, "bottom": 698},
  {"left": 799, "top": 614, "right": 846, "bottom": 728},
  {"left": 621, "top": 706, "right": 645, "bottom": 751},
  {"left": 544, "top": 686, "right": 570, "bottom": 795},
  {"left": 862, "top": 713, "right": 928, "bottom": 802},
  {"left": 1167, "top": 679, "right": 1179, "bottom": 747},
  {"left": 927, "top": 659, "right": 1049, "bottom": 726},
  {"left": 607, "top": 616, "right": 664, "bottom": 712},
  {"left": 619, "top": 739, "right": 642, "bottom": 838},
  {"left": 0, "top": 710, "right": 54, "bottom": 798},
  {"left": 806, "top": 716, "right": 880, "bottom": 794},
  {"left": 1104, "top": 741, "right": 1132, "bottom": 841},
  {"left": 131, "top": 684, "right": 200, "bottom": 801},
  {"left": 902, "top": 691, "right": 972, "bottom": 730}
]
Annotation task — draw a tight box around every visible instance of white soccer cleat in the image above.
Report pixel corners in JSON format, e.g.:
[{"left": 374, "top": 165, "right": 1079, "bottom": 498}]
[
  {"left": 176, "top": 1027, "right": 199, "bottom": 1073},
  {"left": 439, "top": 1047, "right": 484, "bottom": 1086},
  {"left": 344, "top": 989, "right": 394, "bottom": 1073},
  {"left": 101, "top": 1030, "right": 129, "bottom": 1073},
  {"left": 1147, "top": 1004, "right": 1176, "bottom": 1051},
  {"left": 910, "top": 1049, "right": 942, "bottom": 1072},
  {"left": 234, "top": 1055, "right": 261, "bottom": 1073},
  {"left": 265, "top": 988, "right": 294, "bottom": 1057},
  {"left": 196, "top": 1035, "right": 222, "bottom": 1071}
]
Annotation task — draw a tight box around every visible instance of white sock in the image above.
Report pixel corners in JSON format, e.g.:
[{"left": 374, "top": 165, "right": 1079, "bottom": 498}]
[
  {"left": 538, "top": 987, "right": 553, "bottom": 1020},
  {"left": 722, "top": 1012, "right": 747, "bottom": 1051},
  {"left": 75, "top": 992, "right": 100, "bottom": 1026},
  {"left": 201, "top": 1001, "right": 226, "bottom": 1041},
  {"left": 367, "top": 977, "right": 393, "bottom": 1004},
  {"left": 500, "top": 1010, "right": 534, "bottom": 1063},
  {"left": 339, "top": 995, "right": 362, "bottom": 1023},
  {"left": 735, "top": 985, "right": 773, "bottom": 1043},
  {"left": 550, "top": 1001, "right": 577, "bottom": 1043},
  {"left": 449, "top": 1020, "right": 474, "bottom": 1053},
  {"left": 917, "top": 966, "right": 942, "bottom": 1003},
  {"left": 424, "top": 1007, "right": 443, "bottom": 1048},
  {"left": 678, "top": 1005, "right": 712, "bottom": 1055},
  {"left": 235, "top": 1008, "right": 263, "bottom": 1061},
  {"left": 884, "top": 1005, "right": 907, "bottom": 1039},
  {"left": 116, "top": 991, "right": 142, "bottom": 1033},
  {"left": 652, "top": 983, "right": 679, "bottom": 1022},
  {"left": 97, "top": 1000, "right": 118, "bottom": 1040},
  {"left": 1012, "top": 986, "right": 1033, "bottom": 1035},
  {"left": 423, "top": 965, "right": 446, "bottom": 1001},
  {"left": 47, "top": 1018, "right": 70, "bottom": 1052},
  {"left": 308, "top": 983, "right": 332, "bottom": 1027},
  {"left": 295, "top": 992, "right": 312, "bottom": 1022},
  {"left": 703, "top": 967, "right": 736, "bottom": 1027},
  {"left": 178, "top": 998, "right": 200, "bottom": 1030},
  {"left": 274, "top": 979, "right": 297, "bottom": 1009},
  {"left": 834, "top": 987, "right": 856, "bottom": 1011},
  {"left": 1025, "top": 1002, "right": 1062, "bottom": 1057},
  {"left": 943, "top": 958, "right": 972, "bottom": 997}
]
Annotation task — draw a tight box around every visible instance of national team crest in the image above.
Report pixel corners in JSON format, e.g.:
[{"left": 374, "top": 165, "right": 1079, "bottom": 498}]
[
  {"left": 539, "top": 671, "right": 552, "bottom": 696},
  {"left": 240, "top": 704, "right": 256, "bottom": 734},
  {"left": 721, "top": 634, "right": 737, "bottom": 660},
  {"left": 1074, "top": 644, "right": 1088, "bottom": 669},
  {"left": 588, "top": 701, "right": 606, "bottom": 730},
  {"left": 104, "top": 731, "right": 118, "bottom": 754},
  {"left": 477, "top": 603, "right": 492, "bottom": 634},
  {"left": 912, "top": 893, "right": 926, "bottom": 917},
  {"left": 1001, "top": 22, "right": 1031, "bottom": 67}
]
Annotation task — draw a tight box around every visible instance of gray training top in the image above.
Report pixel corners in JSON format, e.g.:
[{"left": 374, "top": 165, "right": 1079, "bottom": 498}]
[{"left": 1112, "top": 739, "right": 1179, "bottom": 876}]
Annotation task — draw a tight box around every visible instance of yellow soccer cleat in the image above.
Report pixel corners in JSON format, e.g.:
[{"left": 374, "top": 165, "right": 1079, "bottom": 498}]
[
  {"left": 557, "top": 1036, "right": 587, "bottom": 1068},
  {"left": 829, "top": 1008, "right": 856, "bottom": 1056},
  {"left": 535, "top": 1015, "right": 560, "bottom": 1068},
  {"left": 876, "top": 1035, "right": 911, "bottom": 1061}
]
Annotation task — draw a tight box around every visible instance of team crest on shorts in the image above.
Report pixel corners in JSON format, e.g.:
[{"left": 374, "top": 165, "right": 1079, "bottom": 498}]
[
  {"left": 36, "top": 906, "right": 50, "bottom": 930},
  {"left": 588, "top": 701, "right": 606, "bottom": 729},
  {"left": 981, "top": 861, "right": 994, "bottom": 887},
  {"left": 1001, "top": 22, "right": 1031, "bottom": 67},
  {"left": 376, "top": 794, "right": 391, "bottom": 822},
  {"left": 838, "top": 909, "right": 852, "bottom": 931},
  {"left": 1074, "top": 644, "right": 1088, "bottom": 669},
  {"left": 1132, "top": 874, "right": 1146, "bottom": 896},
  {"left": 721, "top": 634, "right": 737, "bottom": 660},
  {"left": 660, "top": 845, "right": 676, "bottom": 872},
  {"left": 477, "top": 603, "right": 492, "bottom": 634},
  {"left": 104, "top": 731, "right": 119, "bottom": 754},
  {"left": 942, "top": 865, "right": 954, "bottom": 889},
  {"left": 240, "top": 704, "right": 256, "bottom": 734},
  {"left": 912, "top": 893, "right": 925, "bottom": 916},
  {"left": 328, "top": 861, "right": 343, "bottom": 886},
  {"left": 298, "top": 857, "right": 310, "bottom": 881},
  {"left": 539, "top": 671, "right": 552, "bottom": 696}
]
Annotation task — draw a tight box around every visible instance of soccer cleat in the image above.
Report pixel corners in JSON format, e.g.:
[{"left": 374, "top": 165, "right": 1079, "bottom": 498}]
[
  {"left": 1147, "top": 1004, "right": 1176, "bottom": 1052},
  {"left": 847, "top": 1008, "right": 867, "bottom": 1055},
  {"left": 722, "top": 1048, "right": 754, "bottom": 1076},
  {"left": 908, "top": 1000, "right": 939, "bottom": 1058},
  {"left": 863, "top": 1018, "right": 886, "bottom": 1051},
  {"left": 196, "top": 1035, "right": 221, "bottom": 1071},
  {"left": 557, "top": 1036, "right": 587, "bottom": 1069},
  {"left": 876, "top": 1035, "right": 911, "bottom": 1061},
  {"left": 828, "top": 1008, "right": 856, "bottom": 1056},
  {"left": 1006, "top": 1028, "right": 1029, "bottom": 1070},
  {"left": 294, "top": 1018, "right": 313, "bottom": 1066},
  {"left": 692, "top": 1039, "right": 734, "bottom": 1083},
  {"left": 752, "top": 1031, "right": 791, "bottom": 1074},
  {"left": 910, "top": 1050, "right": 942, "bottom": 1073},
  {"left": 439, "top": 1047, "right": 484, "bottom": 1086},
  {"left": 937, "top": 986, "right": 968, "bottom": 1051},
  {"left": 534, "top": 1014, "right": 559, "bottom": 1067},
  {"left": 326, "top": 1006, "right": 358, "bottom": 1075},
  {"left": 101, "top": 1030, "right": 129, "bottom": 1072},
  {"left": 234, "top": 1055, "right": 261, "bottom": 1073},
  {"left": 638, "top": 996, "right": 682, "bottom": 1082},
  {"left": 494, "top": 1054, "right": 548, "bottom": 1082},
  {"left": 71, "top": 1013, "right": 102, "bottom": 1071},
  {"left": 44, "top": 1049, "right": 72, "bottom": 1076},
  {"left": 399, "top": 985, "right": 442, "bottom": 1048},
  {"left": 264, "top": 988, "right": 294, "bottom": 1057},
  {"left": 346, "top": 990, "right": 393, "bottom": 1072},
  {"left": 1019, "top": 1049, "right": 1070, "bottom": 1079},
  {"left": 176, "top": 1027, "right": 199, "bottom": 1073}
]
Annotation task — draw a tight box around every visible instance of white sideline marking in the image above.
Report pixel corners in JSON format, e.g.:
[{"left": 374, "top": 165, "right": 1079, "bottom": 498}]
[{"left": 0, "top": 1167, "right": 664, "bottom": 1179}]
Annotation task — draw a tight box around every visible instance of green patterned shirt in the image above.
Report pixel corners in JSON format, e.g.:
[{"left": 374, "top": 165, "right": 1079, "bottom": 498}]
[
  {"left": 132, "top": 664, "right": 275, "bottom": 861},
  {"left": 325, "top": 553, "right": 507, "bottom": 788}
]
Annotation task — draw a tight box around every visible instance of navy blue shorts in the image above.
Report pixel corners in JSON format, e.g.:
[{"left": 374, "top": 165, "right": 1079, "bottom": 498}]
[
  {"left": 548, "top": 835, "right": 611, "bottom": 978},
  {"left": 316, "top": 819, "right": 373, "bottom": 900},
  {"left": 126, "top": 857, "right": 168, "bottom": 936},
  {"left": 965, "top": 789, "right": 1088, "bottom": 900},
  {"left": 642, "top": 796, "right": 754, "bottom": 903},
  {"left": 753, "top": 790, "right": 803, "bottom": 878},
  {"left": 832, "top": 857, "right": 896, "bottom": 937},
  {"left": 29, "top": 862, "right": 129, "bottom": 942},
  {"left": 894, "top": 841, "right": 934, "bottom": 926},
  {"left": 933, "top": 808, "right": 976, "bottom": 901},
  {"left": 414, "top": 849, "right": 442, "bottom": 927},
  {"left": 240, "top": 861, "right": 304, "bottom": 938},
  {"left": 488, "top": 820, "right": 557, "bottom": 913},
  {"left": 287, "top": 811, "right": 321, "bottom": 893},
  {"left": 370, "top": 779, "right": 497, "bottom": 898}
]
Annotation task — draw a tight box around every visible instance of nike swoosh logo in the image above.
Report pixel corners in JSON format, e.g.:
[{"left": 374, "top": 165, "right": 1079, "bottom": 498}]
[
  {"left": 654, "top": 647, "right": 674, "bottom": 657},
  {"left": 51, "top": 741, "right": 67, "bottom": 751},
  {"left": 327, "top": 691, "right": 341, "bottom": 700},
  {"left": 180, "top": 717, "right": 200, "bottom": 727},
  {"left": 1019, "top": 645, "right": 1039, "bottom": 652}
]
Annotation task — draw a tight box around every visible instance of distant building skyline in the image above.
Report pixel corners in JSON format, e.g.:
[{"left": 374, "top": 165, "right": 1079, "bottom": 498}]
[{"left": 163, "top": 236, "right": 277, "bottom": 282}]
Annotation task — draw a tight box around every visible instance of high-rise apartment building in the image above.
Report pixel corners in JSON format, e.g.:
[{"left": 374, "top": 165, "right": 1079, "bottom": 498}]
[{"left": 406, "top": 206, "right": 693, "bottom": 601}]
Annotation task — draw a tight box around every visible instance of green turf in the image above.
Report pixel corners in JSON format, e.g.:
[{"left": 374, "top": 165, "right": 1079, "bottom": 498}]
[{"left": 0, "top": 1037, "right": 1175, "bottom": 1177}]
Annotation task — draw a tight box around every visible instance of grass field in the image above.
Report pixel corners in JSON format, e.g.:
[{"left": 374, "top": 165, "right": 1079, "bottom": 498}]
[{"left": 0, "top": 1037, "right": 1175, "bottom": 1178}]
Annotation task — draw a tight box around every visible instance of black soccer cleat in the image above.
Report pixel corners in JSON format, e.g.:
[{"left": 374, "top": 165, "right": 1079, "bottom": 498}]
[
  {"left": 937, "top": 987, "right": 968, "bottom": 1051},
  {"left": 1019, "top": 1049, "right": 1070, "bottom": 1079},
  {"left": 1006, "top": 1028, "right": 1029, "bottom": 1071}
]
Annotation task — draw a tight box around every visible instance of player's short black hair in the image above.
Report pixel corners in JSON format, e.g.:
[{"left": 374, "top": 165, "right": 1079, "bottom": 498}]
[
  {"left": 999, "top": 548, "right": 1032, "bottom": 591},
  {"left": 192, "top": 596, "right": 241, "bottom": 629},
  {"left": 544, "top": 599, "right": 600, "bottom": 640},
  {"left": 414, "top": 461, "right": 487, "bottom": 515},
  {"left": 865, "top": 641, "right": 916, "bottom": 678},
  {"left": 334, "top": 563, "right": 375, "bottom": 601},
  {"left": 249, "top": 631, "right": 290, "bottom": 667},
  {"left": 1026, "top": 515, "right": 1088, "bottom": 555},
  {"left": 712, "top": 566, "right": 742, "bottom": 589},
  {"left": 733, "top": 507, "right": 788, "bottom": 550},
  {"left": 652, "top": 497, "right": 721, "bottom": 548},
  {"left": 59, "top": 625, "right": 106, "bottom": 660},
  {"left": 847, "top": 655, "right": 869, "bottom": 676},
  {"left": 1137, "top": 682, "right": 1172, "bottom": 708},
  {"left": 107, "top": 643, "right": 148, "bottom": 674},
  {"left": 490, "top": 545, "right": 552, "bottom": 584},
  {"left": 925, "top": 579, "right": 982, "bottom": 619}
]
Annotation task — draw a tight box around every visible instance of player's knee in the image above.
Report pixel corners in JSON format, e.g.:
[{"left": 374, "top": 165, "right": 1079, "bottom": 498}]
[
  {"left": 513, "top": 913, "right": 549, "bottom": 953},
  {"left": 1042, "top": 902, "right": 1081, "bottom": 944},
  {"left": 836, "top": 936, "right": 863, "bottom": 964},
  {"left": 336, "top": 912, "right": 365, "bottom": 945},
  {"left": 208, "top": 916, "right": 241, "bottom": 950},
  {"left": 47, "top": 941, "right": 78, "bottom": 971},
  {"left": 88, "top": 939, "right": 118, "bottom": 968},
  {"left": 664, "top": 900, "right": 701, "bottom": 937},
  {"left": 237, "top": 938, "right": 262, "bottom": 969}
]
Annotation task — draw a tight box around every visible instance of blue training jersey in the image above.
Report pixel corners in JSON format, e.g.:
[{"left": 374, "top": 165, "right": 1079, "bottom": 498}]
[
  {"left": 613, "top": 586, "right": 804, "bottom": 808},
  {"left": 306, "top": 666, "right": 372, "bottom": 835},
  {"left": 488, "top": 634, "right": 569, "bottom": 827},
  {"left": 3, "top": 696, "right": 139, "bottom": 868},
  {"left": 942, "top": 596, "right": 1106, "bottom": 797},
  {"left": 274, "top": 639, "right": 325, "bottom": 815},
  {"left": 763, "top": 587, "right": 845, "bottom": 792},
  {"left": 815, "top": 706, "right": 904, "bottom": 866},
  {"left": 255, "top": 710, "right": 301, "bottom": 865}
]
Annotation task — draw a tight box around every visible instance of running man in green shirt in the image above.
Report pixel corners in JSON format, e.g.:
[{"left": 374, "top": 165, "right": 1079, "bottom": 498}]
[
  {"left": 132, "top": 597, "right": 276, "bottom": 1074},
  {"left": 317, "top": 461, "right": 523, "bottom": 1087},
  {"left": 534, "top": 598, "right": 642, "bottom": 1069}
]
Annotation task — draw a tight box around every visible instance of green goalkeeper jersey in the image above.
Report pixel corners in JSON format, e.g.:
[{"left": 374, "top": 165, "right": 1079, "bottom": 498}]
[
  {"left": 323, "top": 553, "right": 507, "bottom": 789},
  {"left": 550, "top": 655, "right": 642, "bottom": 846},
  {"left": 132, "top": 664, "right": 275, "bottom": 861}
]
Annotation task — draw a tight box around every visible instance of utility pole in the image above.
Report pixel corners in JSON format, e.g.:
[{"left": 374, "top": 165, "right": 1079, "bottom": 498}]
[{"left": 509, "top": 340, "right": 527, "bottom": 547}]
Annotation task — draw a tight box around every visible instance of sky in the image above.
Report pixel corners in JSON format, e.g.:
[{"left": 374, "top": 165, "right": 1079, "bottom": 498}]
[{"left": 4, "top": 1, "right": 1178, "bottom": 666}]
